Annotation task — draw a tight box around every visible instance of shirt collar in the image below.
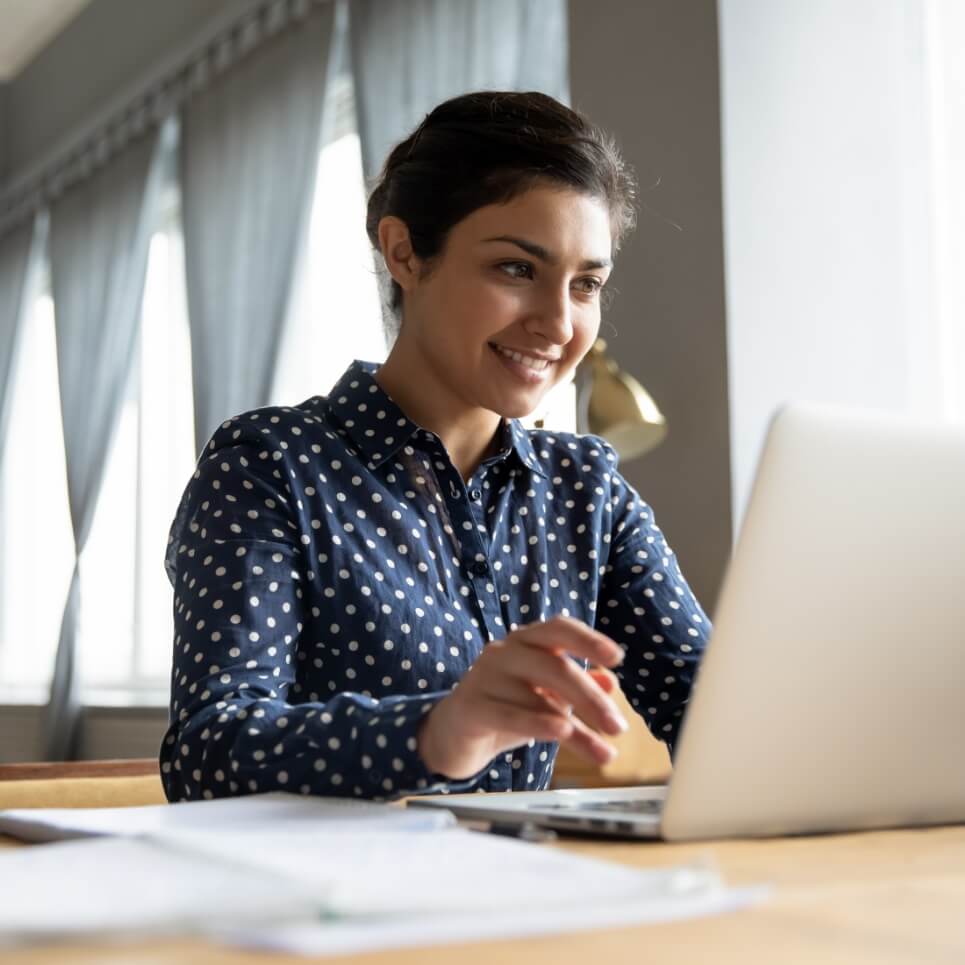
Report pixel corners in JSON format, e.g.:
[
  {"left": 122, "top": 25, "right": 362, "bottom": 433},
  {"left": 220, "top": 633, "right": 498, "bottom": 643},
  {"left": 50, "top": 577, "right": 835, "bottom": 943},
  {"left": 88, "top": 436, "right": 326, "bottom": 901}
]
[
  {"left": 503, "top": 415, "right": 549, "bottom": 479},
  {"left": 325, "top": 360, "right": 548, "bottom": 479},
  {"left": 324, "top": 360, "right": 418, "bottom": 470}
]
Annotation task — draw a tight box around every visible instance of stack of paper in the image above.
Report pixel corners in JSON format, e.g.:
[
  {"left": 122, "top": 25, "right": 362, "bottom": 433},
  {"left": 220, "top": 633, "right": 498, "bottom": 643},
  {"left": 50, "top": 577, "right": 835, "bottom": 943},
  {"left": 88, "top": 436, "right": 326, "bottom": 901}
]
[
  {"left": 159, "top": 825, "right": 719, "bottom": 918},
  {"left": 0, "top": 790, "right": 455, "bottom": 843},
  {"left": 0, "top": 793, "right": 768, "bottom": 953},
  {"left": 188, "top": 825, "right": 765, "bottom": 957},
  {"left": 0, "top": 835, "right": 319, "bottom": 944}
]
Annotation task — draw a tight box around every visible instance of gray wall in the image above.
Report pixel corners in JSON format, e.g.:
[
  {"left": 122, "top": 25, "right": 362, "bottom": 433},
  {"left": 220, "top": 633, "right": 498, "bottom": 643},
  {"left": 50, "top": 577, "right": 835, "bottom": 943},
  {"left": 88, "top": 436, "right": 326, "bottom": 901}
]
[
  {"left": 568, "top": 0, "right": 732, "bottom": 613},
  {"left": 4, "top": 0, "right": 250, "bottom": 182},
  {"left": 0, "top": 82, "right": 8, "bottom": 187},
  {"left": 0, "top": 705, "right": 167, "bottom": 762}
]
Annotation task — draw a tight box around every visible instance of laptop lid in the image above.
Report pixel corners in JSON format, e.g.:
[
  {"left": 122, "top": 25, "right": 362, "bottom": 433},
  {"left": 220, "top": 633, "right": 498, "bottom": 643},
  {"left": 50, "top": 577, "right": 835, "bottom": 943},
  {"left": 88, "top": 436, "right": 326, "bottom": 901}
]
[{"left": 661, "top": 403, "right": 965, "bottom": 840}]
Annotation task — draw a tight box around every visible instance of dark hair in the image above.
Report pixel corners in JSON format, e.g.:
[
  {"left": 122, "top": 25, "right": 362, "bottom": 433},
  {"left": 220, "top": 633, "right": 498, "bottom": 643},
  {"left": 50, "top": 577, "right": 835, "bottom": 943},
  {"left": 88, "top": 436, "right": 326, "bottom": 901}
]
[{"left": 365, "top": 90, "right": 637, "bottom": 330}]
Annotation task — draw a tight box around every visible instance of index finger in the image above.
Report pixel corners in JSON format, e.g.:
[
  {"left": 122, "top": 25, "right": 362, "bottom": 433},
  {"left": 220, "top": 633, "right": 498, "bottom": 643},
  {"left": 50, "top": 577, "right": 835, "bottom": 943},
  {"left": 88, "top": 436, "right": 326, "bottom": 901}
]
[{"left": 511, "top": 616, "right": 625, "bottom": 668}]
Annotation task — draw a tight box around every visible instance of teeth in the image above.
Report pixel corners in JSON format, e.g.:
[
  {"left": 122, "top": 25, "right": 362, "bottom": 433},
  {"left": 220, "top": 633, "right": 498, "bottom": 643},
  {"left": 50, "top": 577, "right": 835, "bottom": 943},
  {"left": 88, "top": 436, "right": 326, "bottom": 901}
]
[{"left": 493, "top": 345, "right": 551, "bottom": 371}]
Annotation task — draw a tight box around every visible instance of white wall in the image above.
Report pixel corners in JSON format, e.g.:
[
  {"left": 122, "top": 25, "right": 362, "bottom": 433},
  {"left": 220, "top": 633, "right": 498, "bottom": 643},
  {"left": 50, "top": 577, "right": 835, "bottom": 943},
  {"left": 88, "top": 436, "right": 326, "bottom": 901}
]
[
  {"left": 927, "top": 0, "right": 965, "bottom": 421},
  {"left": 719, "top": 0, "right": 940, "bottom": 527}
]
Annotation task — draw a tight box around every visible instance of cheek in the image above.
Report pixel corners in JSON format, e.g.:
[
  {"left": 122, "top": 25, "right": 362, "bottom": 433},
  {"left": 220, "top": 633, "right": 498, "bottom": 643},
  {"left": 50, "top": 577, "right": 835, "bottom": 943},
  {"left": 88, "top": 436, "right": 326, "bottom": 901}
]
[
  {"left": 443, "top": 279, "right": 524, "bottom": 340},
  {"left": 470, "top": 278, "right": 524, "bottom": 313},
  {"left": 570, "top": 311, "right": 601, "bottom": 355}
]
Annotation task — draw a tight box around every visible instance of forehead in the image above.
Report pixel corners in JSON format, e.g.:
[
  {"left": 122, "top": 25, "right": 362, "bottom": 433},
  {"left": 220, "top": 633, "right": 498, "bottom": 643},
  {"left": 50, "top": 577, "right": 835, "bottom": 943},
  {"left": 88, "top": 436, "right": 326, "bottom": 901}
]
[{"left": 454, "top": 185, "right": 613, "bottom": 259}]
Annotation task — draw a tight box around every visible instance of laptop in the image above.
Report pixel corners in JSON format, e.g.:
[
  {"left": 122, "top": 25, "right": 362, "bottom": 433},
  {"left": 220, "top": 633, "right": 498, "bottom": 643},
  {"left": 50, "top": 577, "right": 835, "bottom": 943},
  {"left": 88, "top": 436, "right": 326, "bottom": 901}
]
[{"left": 408, "top": 403, "right": 965, "bottom": 840}]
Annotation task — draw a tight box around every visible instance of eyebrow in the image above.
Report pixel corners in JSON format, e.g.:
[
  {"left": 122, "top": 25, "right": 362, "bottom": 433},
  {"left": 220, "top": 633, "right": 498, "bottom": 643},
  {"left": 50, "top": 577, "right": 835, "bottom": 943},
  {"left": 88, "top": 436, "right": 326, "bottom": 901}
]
[{"left": 481, "top": 235, "right": 613, "bottom": 271}]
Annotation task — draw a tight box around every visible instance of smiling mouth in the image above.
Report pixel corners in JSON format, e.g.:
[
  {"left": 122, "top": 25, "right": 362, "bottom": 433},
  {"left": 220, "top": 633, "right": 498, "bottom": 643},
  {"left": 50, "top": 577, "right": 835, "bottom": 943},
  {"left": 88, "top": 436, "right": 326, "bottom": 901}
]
[{"left": 489, "top": 343, "right": 558, "bottom": 372}]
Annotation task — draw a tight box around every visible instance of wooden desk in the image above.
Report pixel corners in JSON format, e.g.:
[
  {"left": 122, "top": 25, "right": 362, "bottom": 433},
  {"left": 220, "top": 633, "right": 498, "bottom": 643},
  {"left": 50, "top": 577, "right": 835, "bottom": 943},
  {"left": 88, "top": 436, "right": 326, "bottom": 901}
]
[
  {"left": 2, "top": 773, "right": 964, "bottom": 964},
  {"left": 0, "top": 759, "right": 164, "bottom": 811}
]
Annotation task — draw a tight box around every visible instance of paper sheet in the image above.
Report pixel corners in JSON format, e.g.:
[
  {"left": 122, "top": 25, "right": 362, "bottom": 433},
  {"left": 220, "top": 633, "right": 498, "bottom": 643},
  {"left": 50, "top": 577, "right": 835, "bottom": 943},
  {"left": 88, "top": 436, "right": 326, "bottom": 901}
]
[
  {"left": 160, "top": 825, "right": 722, "bottom": 917},
  {"left": 0, "top": 802, "right": 769, "bottom": 953},
  {"left": 216, "top": 885, "right": 770, "bottom": 957},
  {"left": 0, "top": 790, "right": 455, "bottom": 843},
  {"left": 0, "top": 835, "right": 320, "bottom": 945}
]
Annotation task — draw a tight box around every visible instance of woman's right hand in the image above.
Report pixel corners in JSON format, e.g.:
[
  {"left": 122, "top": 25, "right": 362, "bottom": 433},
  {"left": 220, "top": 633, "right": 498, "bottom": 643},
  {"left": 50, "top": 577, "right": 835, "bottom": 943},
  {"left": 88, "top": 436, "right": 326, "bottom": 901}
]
[{"left": 416, "top": 616, "right": 629, "bottom": 780}]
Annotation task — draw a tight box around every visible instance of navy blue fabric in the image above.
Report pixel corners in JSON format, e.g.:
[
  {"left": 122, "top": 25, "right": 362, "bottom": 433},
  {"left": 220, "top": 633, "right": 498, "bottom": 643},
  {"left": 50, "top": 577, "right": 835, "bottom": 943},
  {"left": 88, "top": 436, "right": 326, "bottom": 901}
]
[{"left": 160, "top": 360, "right": 709, "bottom": 801}]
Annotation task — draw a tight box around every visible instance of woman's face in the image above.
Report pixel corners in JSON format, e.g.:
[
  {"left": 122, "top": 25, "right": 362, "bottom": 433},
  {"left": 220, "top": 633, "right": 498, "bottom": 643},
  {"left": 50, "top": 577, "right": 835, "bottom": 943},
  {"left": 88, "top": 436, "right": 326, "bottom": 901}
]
[{"left": 393, "top": 184, "right": 613, "bottom": 421}]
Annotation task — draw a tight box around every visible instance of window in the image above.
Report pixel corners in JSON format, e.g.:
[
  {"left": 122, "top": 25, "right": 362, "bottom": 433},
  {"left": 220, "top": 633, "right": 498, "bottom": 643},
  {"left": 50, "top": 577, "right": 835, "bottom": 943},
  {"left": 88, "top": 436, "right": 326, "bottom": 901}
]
[
  {"left": 0, "top": 184, "right": 195, "bottom": 704},
  {"left": 0, "top": 280, "right": 73, "bottom": 702},
  {"left": 271, "top": 103, "right": 386, "bottom": 404},
  {"left": 75, "top": 186, "right": 195, "bottom": 702},
  {"left": 134, "top": 221, "right": 195, "bottom": 684}
]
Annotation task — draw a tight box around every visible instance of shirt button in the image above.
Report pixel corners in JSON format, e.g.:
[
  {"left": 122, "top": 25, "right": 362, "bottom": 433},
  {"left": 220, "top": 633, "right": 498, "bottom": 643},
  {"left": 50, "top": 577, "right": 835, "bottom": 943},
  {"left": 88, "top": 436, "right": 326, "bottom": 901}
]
[
  {"left": 471, "top": 560, "right": 490, "bottom": 577},
  {"left": 469, "top": 488, "right": 482, "bottom": 501}
]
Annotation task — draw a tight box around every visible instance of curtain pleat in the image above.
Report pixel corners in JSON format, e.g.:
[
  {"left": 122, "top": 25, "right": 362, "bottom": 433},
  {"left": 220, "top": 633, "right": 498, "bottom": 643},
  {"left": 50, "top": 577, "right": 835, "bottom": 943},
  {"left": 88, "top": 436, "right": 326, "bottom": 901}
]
[
  {"left": 0, "top": 218, "right": 41, "bottom": 693},
  {"left": 180, "top": 4, "right": 335, "bottom": 453},
  {"left": 348, "top": 0, "right": 569, "bottom": 182},
  {"left": 44, "top": 130, "right": 166, "bottom": 760},
  {"left": 0, "top": 219, "right": 38, "bottom": 475}
]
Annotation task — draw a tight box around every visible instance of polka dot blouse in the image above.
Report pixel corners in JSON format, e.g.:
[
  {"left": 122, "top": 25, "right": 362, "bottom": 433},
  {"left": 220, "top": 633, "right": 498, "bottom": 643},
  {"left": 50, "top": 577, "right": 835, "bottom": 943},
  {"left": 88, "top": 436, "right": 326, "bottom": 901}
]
[{"left": 160, "top": 360, "right": 710, "bottom": 802}]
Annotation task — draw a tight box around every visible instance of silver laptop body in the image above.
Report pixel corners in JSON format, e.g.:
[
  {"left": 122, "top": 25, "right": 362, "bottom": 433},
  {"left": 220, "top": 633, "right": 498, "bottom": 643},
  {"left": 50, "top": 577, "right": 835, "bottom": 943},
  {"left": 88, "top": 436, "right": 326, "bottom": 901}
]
[{"left": 409, "top": 404, "right": 965, "bottom": 840}]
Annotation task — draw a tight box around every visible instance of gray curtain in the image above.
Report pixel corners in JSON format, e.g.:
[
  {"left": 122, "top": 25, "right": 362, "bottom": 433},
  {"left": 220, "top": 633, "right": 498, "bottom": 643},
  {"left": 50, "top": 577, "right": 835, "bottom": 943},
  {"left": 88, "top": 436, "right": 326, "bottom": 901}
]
[
  {"left": 348, "top": 0, "right": 570, "bottom": 182},
  {"left": 45, "top": 130, "right": 166, "bottom": 760},
  {"left": 0, "top": 218, "right": 38, "bottom": 475},
  {"left": 0, "top": 217, "right": 41, "bottom": 673},
  {"left": 181, "top": 6, "right": 335, "bottom": 453}
]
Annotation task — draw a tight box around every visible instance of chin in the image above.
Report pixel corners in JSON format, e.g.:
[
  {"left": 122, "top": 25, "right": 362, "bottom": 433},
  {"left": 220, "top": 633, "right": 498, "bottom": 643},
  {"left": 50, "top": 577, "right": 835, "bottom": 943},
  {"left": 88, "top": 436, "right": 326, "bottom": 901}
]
[
  {"left": 501, "top": 406, "right": 536, "bottom": 421},
  {"left": 487, "top": 395, "right": 544, "bottom": 421}
]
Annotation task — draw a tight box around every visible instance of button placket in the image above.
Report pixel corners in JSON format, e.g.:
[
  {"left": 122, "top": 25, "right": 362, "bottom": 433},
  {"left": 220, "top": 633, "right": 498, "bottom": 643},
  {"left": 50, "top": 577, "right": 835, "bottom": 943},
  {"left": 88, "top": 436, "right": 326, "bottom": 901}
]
[
  {"left": 432, "top": 461, "right": 500, "bottom": 642},
  {"left": 466, "top": 468, "right": 507, "bottom": 642}
]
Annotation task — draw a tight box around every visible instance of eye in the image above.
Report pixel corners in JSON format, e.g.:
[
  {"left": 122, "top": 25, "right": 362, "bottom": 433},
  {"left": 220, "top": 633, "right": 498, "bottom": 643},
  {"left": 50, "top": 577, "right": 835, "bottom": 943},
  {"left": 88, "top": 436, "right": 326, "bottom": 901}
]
[
  {"left": 497, "top": 261, "right": 534, "bottom": 280},
  {"left": 572, "top": 276, "right": 604, "bottom": 296}
]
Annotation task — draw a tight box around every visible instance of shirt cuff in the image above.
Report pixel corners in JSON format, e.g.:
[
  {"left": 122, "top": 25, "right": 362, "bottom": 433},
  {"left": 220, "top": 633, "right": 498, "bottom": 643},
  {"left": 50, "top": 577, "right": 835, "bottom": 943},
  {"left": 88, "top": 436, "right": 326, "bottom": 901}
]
[{"left": 357, "top": 691, "right": 492, "bottom": 800}]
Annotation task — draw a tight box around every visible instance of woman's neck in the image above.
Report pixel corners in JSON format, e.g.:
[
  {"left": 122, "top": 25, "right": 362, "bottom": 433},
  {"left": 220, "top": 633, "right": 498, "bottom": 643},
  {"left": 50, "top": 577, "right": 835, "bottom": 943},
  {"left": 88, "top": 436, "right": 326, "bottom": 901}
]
[{"left": 375, "top": 347, "right": 502, "bottom": 483}]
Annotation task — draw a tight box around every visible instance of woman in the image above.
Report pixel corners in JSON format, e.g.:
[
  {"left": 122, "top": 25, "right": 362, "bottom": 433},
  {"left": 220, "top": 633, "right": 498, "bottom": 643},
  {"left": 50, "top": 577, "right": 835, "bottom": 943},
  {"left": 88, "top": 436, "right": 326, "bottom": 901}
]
[{"left": 161, "top": 91, "right": 710, "bottom": 801}]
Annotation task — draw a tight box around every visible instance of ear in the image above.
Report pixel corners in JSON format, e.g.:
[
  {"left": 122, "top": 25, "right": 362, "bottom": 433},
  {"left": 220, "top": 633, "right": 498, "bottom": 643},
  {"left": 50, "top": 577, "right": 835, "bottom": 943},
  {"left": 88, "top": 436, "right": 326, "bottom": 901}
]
[{"left": 377, "top": 216, "right": 423, "bottom": 294}]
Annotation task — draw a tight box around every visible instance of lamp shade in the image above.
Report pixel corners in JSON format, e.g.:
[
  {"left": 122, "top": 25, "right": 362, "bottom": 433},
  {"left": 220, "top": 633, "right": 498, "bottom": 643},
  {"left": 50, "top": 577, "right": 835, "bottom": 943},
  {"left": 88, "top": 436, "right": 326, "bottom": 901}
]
[{"left": 576, "top": 339, "right": 666, "bottom": 461}]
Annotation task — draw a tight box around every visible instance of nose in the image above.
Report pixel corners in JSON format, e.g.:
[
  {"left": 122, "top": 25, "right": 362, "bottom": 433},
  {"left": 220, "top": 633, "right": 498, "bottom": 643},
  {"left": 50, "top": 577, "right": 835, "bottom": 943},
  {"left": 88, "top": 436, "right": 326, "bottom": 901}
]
[{"left": 525, "top": 284, "right": 573, "bottom": 347}]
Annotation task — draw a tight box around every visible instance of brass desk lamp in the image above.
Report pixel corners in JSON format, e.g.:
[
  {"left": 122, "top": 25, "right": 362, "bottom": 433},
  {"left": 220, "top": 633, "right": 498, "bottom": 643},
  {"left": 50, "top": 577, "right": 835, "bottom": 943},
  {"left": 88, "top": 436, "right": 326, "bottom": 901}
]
[{"left": 575, "top": 338, "right": 666, "bottom": 461}]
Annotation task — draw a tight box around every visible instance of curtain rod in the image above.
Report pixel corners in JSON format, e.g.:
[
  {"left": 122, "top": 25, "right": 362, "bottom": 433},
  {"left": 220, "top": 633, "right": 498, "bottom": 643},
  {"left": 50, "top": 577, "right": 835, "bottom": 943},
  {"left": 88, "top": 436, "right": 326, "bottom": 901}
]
[{"left": 0, "top": 0, "right": 332, "bottom": 239}]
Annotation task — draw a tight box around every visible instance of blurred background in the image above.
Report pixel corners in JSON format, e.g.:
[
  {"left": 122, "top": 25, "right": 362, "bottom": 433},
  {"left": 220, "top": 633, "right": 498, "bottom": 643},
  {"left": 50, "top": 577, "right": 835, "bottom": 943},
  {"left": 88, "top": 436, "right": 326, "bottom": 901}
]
[{"left": 0, "top": 0, "right": 961, "bottom": 768}]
